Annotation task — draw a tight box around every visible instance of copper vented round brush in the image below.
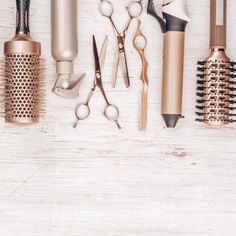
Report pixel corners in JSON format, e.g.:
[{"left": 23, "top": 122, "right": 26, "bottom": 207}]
[
  {"left": 196, "top": 0, "right": 236, "bottom": 126},
  {"left": 4, "top": 0, "right": 44, "bottom": 124}
]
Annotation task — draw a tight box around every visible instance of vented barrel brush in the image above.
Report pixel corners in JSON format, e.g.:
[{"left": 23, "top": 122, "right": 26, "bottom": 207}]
[
  {"left": 196, "top": 0, "right": 236, "bottom": 126},
  {"left": 4, "top": 0, "right": 44, "bottom": 124}
]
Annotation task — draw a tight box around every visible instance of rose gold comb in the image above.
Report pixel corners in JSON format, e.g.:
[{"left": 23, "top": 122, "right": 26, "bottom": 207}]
[
  {"left": 4, "top": 0, "right": 45, "bottom": 124},
  {"left": 196, "top": 0, "right": 236, "bottom": 126}
]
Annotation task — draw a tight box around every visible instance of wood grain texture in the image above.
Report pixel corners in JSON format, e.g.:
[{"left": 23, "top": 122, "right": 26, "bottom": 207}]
[{"left": 0, "top": 0, "right": 236, "bottom": 235}]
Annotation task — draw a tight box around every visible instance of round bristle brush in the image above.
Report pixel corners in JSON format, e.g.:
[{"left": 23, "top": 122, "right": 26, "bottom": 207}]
[
  {"left": 196, "top": 0, "right": 236, "bottom": 125},
  {"left": 4, "top": 0, "right": 45, "bottom": 124}
]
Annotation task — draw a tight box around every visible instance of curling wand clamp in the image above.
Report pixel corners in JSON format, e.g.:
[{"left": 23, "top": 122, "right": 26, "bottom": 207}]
[{"left": 147, "top": 0, "right": 190, "bottom": 33}]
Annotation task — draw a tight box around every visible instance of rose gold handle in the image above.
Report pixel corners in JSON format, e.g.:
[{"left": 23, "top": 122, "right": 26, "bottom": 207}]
[
  {"left": 210, "top": 0, "right": 227, "bottom": 48},
  {"left": 138, "top": 53, "right": 148, "bottom": 130},
  {"left": 141, "top": 52, "right": 148, "bottom": 85}
]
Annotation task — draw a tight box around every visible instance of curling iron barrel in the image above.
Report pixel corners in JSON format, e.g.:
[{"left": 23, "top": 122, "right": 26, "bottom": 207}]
[{"left": 148, "top": 0, "right": 190, "bottom": 128}]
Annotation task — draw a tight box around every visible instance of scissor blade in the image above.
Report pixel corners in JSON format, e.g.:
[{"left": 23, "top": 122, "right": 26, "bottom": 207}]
[
  {"left": 100, "top": 36, "right": 108, "bottom": 69},
  {"left": 119, "top": 51, "right": 130, "bottom": 88},
  {"left": 93, "top": 35, "right": 101, "bottom": 73},
  {"left": 111, "top": 50, "right": 119, "bottom": 87}
]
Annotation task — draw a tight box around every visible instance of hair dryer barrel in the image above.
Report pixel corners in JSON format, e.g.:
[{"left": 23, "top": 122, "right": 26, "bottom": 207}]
[
  {"left": 161, "top": 31, "right": 186, "bottom": 127},
  {"left": 51, "top": 0, "right": 78, "bottom": 75}
]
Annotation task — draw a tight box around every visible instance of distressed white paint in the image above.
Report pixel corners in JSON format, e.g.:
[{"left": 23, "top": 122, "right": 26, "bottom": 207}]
[{"left": 0, "top": 0, "right": 236, "bottom": 235}]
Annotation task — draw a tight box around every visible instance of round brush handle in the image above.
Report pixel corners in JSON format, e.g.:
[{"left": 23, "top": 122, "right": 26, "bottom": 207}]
[
  {"left": 16, "top": 0, "right": 30, "bottom": 34},
  {"left": 210, "top": 0, "right": 227, "bottom": 48}
]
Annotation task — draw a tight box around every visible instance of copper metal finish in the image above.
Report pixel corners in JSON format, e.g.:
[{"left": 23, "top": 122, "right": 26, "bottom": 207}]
[
  {"left": 196, "top": 0, "right": 236, "bottom": 126},
  {"left": 74, "top": 36, "right": 121, "bottom": 129},
  {"left": 202, "top": 49, "right": 230, "bottom": 125},
  {"left": 133, "top": 20, "right": 149, "bottom": 130},
  {"left": 4, "top": 0, "right": 43, "bottom": 125},
  {"left": 99, "top": 0, "right": 143, "bottom": 88},
  {"left": 161, "top": 31, "right": 185, "bottom": 115}
]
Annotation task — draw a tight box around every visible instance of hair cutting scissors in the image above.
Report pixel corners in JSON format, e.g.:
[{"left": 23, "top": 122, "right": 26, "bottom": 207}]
[
  {"left": 74, "top": 36, "right": 121, "bottom": 129},
  {"left": 99, "top": 0, "right": 143, "bottom": 88},
  {"left": 133, "top": 20, "right": 148, "bottom": 130}
]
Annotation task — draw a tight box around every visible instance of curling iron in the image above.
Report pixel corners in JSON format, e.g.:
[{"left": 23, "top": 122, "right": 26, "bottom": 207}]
[{"left": 147, "top": 0, "right": 190, "bottom": 128}]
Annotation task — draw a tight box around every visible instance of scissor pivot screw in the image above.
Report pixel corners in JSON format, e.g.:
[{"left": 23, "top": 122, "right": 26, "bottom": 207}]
[{"left": 96, "top": 73, "right": 101, "bottom": 79}]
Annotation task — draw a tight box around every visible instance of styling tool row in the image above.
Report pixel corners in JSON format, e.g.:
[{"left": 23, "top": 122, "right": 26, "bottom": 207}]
[
  {"left": 1, "top": 0, "right": 236, "bottom": 131},
  {"left": 50, "top": 0, "right": 146, "bottom": 129}
]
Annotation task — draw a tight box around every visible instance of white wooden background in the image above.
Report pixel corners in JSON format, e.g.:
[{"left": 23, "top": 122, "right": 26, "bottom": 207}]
[{"left": 0, "top": 0, "right": 236, "bottom": 235}]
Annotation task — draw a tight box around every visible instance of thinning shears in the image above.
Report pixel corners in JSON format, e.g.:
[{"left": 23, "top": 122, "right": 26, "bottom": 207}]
[
  {"left": 133, "top": 20, "right": 148, "bottom": 130},
  {"left": 74, "top": 36, "right": 121, "bottom": 129},
  {"left": 99, "top": 0, "right": 143, "bottom": 88}
]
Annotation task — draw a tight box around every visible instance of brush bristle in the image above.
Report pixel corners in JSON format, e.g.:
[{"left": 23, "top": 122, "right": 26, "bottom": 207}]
[
  {"left": 3, "top": 54, "right": 46, "bottom": 124},
  {"left": 196, "top": 59, "right": 236, "bottom": 125}
]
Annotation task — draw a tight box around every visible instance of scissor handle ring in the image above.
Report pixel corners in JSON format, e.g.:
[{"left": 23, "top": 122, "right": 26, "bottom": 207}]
[
  {"left": 75, "top": 103, "right": 91, "bottom": 121},
  {"left": 134, "top": 34, "right": 147, "bottom": 51},
  {"left": 127, "top": 1, "right": 143, "bottom": 18},
  {"left": 99, "top": 0, "right": 114, "bottom": 18},
  {"left": 104, "top": 104, "right": 120, "bottom": 121}
]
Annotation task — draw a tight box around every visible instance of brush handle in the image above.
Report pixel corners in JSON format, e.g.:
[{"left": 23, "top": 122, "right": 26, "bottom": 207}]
[
  {"left": 16, "top": 0, "right": 30, "bottom": 34},
  {"left": 210, "top": 0, "right": 227, "bottom": 48}
]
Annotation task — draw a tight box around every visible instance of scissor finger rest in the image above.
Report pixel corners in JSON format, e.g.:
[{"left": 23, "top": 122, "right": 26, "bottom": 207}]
[
  {"left": 99, "top": 0, "right": 114, "bottom": 18},
  {"left": 99, "top": 0, "right": 143, "bottom": 88},
  {"left": 134, "top": 34, "right": 147, "bottom": 51},
  {"left": 104, "top": 104, "right": 119, "bottom": 121},
  {"left": 75, "top": 103, "right": 91, "bottom": 121},
  {"left": 133, "top": 20, "right": 149, "bottom": 130},
  {"left": 127, "top": 1, "right": 143, "bottom": 18},
  {"left": 104, "top": 104, "right": 121, "bottom": 129}
]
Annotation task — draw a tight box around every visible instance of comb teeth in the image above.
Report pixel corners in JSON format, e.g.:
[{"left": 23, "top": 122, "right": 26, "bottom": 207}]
[{"left": 196, "top": 59, "right": 236, "bottom": 126}]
